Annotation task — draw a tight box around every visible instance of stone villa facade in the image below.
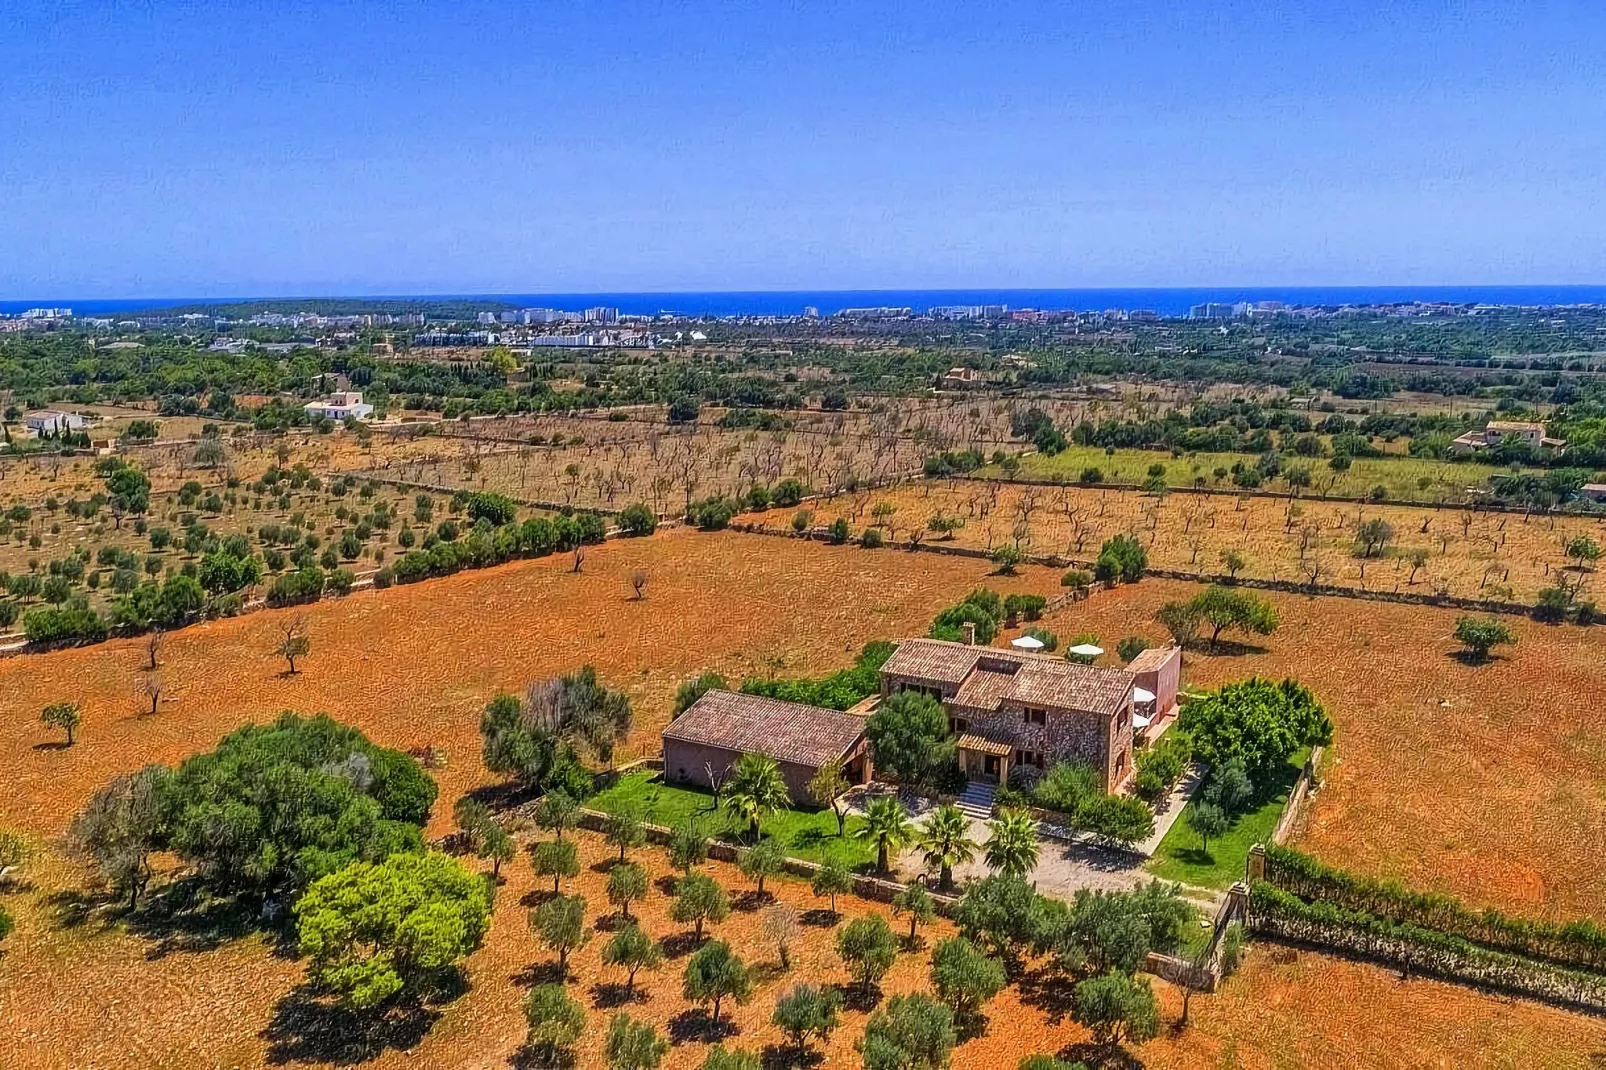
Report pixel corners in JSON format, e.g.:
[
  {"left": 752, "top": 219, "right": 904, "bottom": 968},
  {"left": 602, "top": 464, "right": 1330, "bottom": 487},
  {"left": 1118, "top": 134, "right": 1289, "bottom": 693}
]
[{"left": 879, "top": 638, "right": 1159, "bottom": 792}]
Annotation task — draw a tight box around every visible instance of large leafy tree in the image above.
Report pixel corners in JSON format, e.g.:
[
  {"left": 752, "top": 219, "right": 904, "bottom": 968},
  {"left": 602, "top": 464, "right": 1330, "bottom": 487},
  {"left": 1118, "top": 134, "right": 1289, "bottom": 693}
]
[
  {"left": 479, "top": 665, "right": 632, "bottom": 794},
  {"left": 1072, "top": 971, "right": 1160, "bottom": 1050},
  {"left": 865, "top": 691, "right": 953, "bottom": 787},
  {"left": 160, "top": 713, "right": 436, "bottom": 897},
  {"left": 294, "top": 852, "right": 492, "bottom": 1010},
  {"left": 67, "top": 765, "right": 167, "bottom": 908},
  {"left": 523, "top": 983, "right": 585, "bottom": 1062},
  {"left": 1178, "top": 677, "right": 1331, "bottom": 783},
  {"left": 724, "top": 752, "right": 790, "bottom": 839},
  {"left": 1189, "top": 586, "right": 1279, "bottom": 650}
]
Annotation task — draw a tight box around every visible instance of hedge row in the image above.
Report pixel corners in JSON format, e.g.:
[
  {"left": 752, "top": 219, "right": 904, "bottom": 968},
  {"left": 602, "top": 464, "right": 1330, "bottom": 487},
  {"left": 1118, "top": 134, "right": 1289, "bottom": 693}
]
[
  {"left": 1249, "top": 881, "right": 1606, "bottom": 1012},
  {"left": 390, "top": 513, "right": 608, "bottom": 585},
  {"left": 1264, "top": 843, "right": 1606, "bottom": 972}
]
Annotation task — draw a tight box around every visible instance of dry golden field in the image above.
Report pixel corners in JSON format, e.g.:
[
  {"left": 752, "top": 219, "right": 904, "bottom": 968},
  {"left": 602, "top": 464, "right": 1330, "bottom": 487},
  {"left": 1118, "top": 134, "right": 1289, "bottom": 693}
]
[{"left": 0, "top": 532, "right": 1602, "bottom": 1067}]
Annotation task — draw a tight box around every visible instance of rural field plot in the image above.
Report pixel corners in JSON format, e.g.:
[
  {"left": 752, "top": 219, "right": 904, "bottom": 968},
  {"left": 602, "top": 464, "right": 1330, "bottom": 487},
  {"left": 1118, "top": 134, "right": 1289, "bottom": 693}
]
[
  {"left": 1031, "top": 577, "right": 1606, "bottom": 920},
  {"left": 1001, "top": 442, "right": 1511, "bottom": 503},
  {"left": 0, "top": 533, "right": 1602, "bottom": 1067},
  {"left": 798, "top": 479, "right": 1606, "bottom": 604}
]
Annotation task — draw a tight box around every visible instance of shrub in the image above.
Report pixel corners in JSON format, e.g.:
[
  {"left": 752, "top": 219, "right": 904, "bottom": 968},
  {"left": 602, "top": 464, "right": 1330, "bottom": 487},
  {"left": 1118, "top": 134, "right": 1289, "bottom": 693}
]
[
  {"left": 686, "top": 495, "right": 738, "bottom": 531},
  {"left": 1060, "top": 568, "right": 1093, "bottom": 589},
  {"left": 860, "top": 527, "right": 884, "bottom": 549},
  {"left": 1453, "top": 615, "right": 1516, "bottom": 661},
  {"left": 1095, "top": 534, "right": 1147, "bottom": 585},
  {"left": 618, "top": 502, "right": 658, "bottom": 536}
]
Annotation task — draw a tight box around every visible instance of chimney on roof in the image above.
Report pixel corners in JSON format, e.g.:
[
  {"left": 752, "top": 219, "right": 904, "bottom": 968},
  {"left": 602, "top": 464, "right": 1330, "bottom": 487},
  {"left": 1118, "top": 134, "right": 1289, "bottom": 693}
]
[{"left": 962, "top": 622, "right": 977, "bottom": 646}]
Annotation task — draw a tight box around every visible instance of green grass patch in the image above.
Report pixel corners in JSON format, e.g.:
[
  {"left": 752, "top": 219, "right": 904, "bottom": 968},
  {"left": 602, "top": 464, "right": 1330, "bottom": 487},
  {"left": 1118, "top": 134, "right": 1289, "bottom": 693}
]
[
  {"left": 1146, "top": 746, "right": 1311, "bottom": 890},
  {"left": 989, "top": 444, "right": 1507, "bottom": 503},
  {"left": 589, "top": 771, "right": 877, "bottom": 870}
]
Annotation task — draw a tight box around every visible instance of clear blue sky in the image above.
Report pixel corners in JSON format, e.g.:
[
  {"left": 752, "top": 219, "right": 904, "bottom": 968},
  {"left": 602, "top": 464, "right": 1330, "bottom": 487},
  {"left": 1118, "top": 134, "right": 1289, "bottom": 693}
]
[{"left": 1, "top": 0, "right": 1603, "bottom": 297}]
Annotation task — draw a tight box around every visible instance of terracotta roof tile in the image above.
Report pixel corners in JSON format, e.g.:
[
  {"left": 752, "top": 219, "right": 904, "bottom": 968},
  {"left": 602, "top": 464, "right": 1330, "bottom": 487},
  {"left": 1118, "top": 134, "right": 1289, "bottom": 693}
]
[{"left": 662, "top": 691, "right": 866, "bottom": 768}]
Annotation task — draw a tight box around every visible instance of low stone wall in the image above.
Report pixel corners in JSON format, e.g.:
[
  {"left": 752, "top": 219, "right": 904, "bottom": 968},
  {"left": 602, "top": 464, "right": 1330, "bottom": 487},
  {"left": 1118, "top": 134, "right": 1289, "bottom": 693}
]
[
  {"left": 570, "top": 804, "right": 960, "bottom": 915},
  {"left": 1271, "top": 746, "right": 1325, "bottom": 846}
]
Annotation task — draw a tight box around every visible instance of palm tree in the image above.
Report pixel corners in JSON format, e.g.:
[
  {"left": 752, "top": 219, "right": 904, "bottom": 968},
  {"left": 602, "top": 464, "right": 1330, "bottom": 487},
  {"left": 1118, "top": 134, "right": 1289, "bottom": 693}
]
[
  {"left": 983, "top": 808, "right": 1039, "bottom": 880},
  {"left": 725, "top": 752, "right": 791, "bottom": 840},
  {"left": 853, "top": 796, "right": 914, "bottom": 873},
  {"left": 917, "top": 804, "right": 978, "bottom": 891}
]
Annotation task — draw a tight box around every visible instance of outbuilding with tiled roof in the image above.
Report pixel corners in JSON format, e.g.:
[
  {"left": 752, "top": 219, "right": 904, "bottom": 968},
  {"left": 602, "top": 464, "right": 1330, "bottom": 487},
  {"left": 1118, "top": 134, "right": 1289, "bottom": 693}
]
[{"left": 660, "top": 690, "right": 872, "bottom": 803}]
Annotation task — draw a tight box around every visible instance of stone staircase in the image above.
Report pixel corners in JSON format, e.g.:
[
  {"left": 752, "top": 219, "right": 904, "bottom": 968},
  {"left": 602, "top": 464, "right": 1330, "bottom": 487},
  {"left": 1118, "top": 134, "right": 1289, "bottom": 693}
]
[{"left": 955, "top": 781, "right": 996, "bottom": 821}]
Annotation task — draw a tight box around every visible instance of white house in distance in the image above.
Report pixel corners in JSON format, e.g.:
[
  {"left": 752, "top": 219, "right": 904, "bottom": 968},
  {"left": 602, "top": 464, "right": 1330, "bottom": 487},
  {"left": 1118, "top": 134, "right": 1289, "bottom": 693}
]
[
  {"left": 1450, "top": 420, "right": 1565, "bottom": 455},
  {"left": 304, "top": 391, "right": 374, "bottom": 422},
  {"left": 23, "top": 409, "right": 92, "bottom": 435}
]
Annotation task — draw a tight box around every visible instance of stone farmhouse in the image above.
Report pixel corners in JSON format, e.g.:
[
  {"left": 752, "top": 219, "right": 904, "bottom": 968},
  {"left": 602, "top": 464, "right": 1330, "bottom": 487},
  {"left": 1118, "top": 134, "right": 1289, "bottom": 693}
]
[
  {"left": 661, "top": 690, "right": 873, "bottom": 803},
  {"left": 659, "top": 637, "right": 1182, "bottom": 798}
]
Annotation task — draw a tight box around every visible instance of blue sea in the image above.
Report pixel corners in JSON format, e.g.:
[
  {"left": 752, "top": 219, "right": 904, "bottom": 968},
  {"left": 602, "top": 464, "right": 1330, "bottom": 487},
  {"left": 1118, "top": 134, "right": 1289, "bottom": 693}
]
[{"left": 4, "top": 286, "right": 1606, "bottom": 319}]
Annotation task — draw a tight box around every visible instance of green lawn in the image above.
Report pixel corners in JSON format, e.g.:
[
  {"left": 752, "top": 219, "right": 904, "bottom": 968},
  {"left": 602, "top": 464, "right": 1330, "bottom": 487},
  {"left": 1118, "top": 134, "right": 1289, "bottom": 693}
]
[
  {"left": 1145, "top": 747, "right": 1311, "bottom": 890},
  {"left": 589, "top": 771, "right": 877, "bottom": 871},
  {"left": 988, "top": 444, "right": 1507, "bottom": 503}
]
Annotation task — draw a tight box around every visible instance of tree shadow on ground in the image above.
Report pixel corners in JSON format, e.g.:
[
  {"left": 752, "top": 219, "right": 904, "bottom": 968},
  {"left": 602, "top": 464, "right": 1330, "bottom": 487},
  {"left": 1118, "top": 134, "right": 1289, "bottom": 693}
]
[
  {"left": 750, "top": 961, "right": 791, "bottom": 987},
  {"left": 590, "top": 981, "right": 645, "bottom": 1010},
  {"left": 761, "top": 1044, "right": 826, "bottom": 1070},
  {"left": 1446, "top": 649, "right": 1498, "bottom": 667},
  {"left": 1016, "top": 966, "right": 1076, "bottom": 1024},
  {"left": 833, "top": 982, "right": 884, "bottom": 1014},
  {"left": 1191, "top": 639, "right": 1268, "bottom": 658},
  {"left": 734, "top": 889, "right": 773, "bottom": 912},
  {"left": 124, "top": 880, "right": 267, "bottom": 959},
  {"left": 661, "top": 930, "right": 703, "bottom": 959},
  {"left": 800, "top": 908, "right": 840, "bottom": 928},
  {"left": 1057, "top": 1041, "right": 1145, "bottom": 1069},
  {"left": 31, "top": 740, "right": 71, "bottom": 752},
  {"left": 668, "top": 1008, "right": 738, "bottom": 1044},
  {"left": 519, "top": 887, "right": 560, "bottom": 910},
  {"left": 790, "top": 828, "right": 829, "bottom": 851},
  {"left": 510, "top": 1043, "right": 578, "bottom": 1070},
  {"left": 593, "top": 911, "right": 630, "bottom": 933},
  {"left": 511, "top": 960, "right": 567, "bottom": 988},
  {"left": 589, "top": 858, "right": 620, "bottom": 874},
  {"left": 653, "top": 874, "right": 681, "bottom": 897},
  {"left": 261, "top": 985, "right": 452, "bottom": 1066}
]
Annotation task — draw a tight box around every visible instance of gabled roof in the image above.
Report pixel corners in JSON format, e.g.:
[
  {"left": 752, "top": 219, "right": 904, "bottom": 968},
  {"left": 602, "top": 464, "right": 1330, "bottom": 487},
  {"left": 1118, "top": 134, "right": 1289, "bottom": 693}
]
[
  {"left": 885, "top": 638, "right": 1133, "bottom": 718},
  {"left": 1126, "top": 646, "right": 1179, "bottom": 674},
  {"left": 662, "top": 691, "right": 866, "bottom": 769}
]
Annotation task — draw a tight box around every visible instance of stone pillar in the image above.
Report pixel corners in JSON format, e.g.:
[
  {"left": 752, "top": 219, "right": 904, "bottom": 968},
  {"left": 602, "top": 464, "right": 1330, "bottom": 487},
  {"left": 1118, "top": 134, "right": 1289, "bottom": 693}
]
[{"left": 1246, "top": 843, "right": 1266, "bottom": 883}]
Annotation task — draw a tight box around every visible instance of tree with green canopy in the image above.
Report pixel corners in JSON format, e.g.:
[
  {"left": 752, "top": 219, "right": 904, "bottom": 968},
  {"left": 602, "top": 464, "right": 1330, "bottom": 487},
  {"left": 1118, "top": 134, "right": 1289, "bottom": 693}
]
[
  {"left": 858, "top": 992, "right": 957, "bottom": 1070},
  {"left": 893, "top": 882, "right": 937, "bottom": 945},
  {"left": 682, "top": 940, "right": 753, "bottom": 1027},
  {"left": 917, "top": 804, "right": 977, "bottom": 891},
  {"left": 724, "top": 752, "right": 790, "bottom": 839},
  {"left": 606, "top": 1011, "right": 669, "bottom": 1070},
  {"left": 672, "top": 871, "right": 730, "bottom": 942},
  {"left": 984, "top": 809, "right": 1039, "bottom": 880},
  {"left": 602, "top": 922, "right": 663, "bottom": 995},
  {"left": 295, "top": 852, "right": 492, "bottom": 1010},
  {"left": 836, "top": 913, "right": 898, "bottom": 996},
  {"left": 531, "top": 892, "right": 591, "bottom": 975},
  {"left": 607, "top": 861, "right": 649, "bottom": 921},
  {"left": 523, "top": 983, "right": 585, "bottom": 1063},
  {"left": 160, "top": 712, "right": 436, "bottom": 897},
  {"left": 771, "top": 983, "right": 843, "bottom": 1059},
  {"left": 930, "top": 935, "right": 1007, "bottom": 1029},
  {"left": 738, "top": 838, "right": 785, "bottom": 895},
  {"left": 865, "top": 691, "right": 952, "bottom": 787},
  {"left": 854, "top": 795, "right": 914, "bottom": 873}
]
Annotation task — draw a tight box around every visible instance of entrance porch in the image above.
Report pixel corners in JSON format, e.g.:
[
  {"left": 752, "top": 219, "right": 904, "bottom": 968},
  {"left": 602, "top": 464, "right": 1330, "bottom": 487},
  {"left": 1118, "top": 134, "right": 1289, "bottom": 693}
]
[{"left": 955, "top": 732, "right": 1013, "bottom": 785}]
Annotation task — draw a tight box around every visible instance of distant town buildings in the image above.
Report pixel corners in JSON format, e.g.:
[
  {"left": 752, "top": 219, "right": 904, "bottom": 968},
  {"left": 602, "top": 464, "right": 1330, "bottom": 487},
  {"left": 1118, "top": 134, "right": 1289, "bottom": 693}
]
[
  {"left": 584, "top": 306, "right": 620, "bottom": 325},
  {"left": 1188, "top": 301, "right": 1249, "bottom": 320}
]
